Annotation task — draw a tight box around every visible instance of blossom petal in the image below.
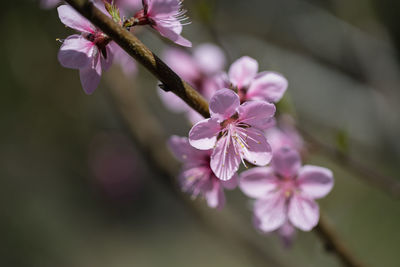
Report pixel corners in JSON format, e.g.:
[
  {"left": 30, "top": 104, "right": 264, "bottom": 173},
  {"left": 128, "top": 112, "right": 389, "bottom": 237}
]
[
  {"left": 112, "top": 44, "right": 138, "bottom": 76},
  {"left": 246, "top": 72, "right": 288, "bottom": 103},
  {"left": 101, "top": 45, "right": 114, "bottom": 71},
  {"left": 297, "top": 165, "right": 334, "bottom": 199},
  {"left": 163, "top": 48, "right": 200, "bottom": 84},
  {"left": 237, "top": 127, "right": 272, "bottom": 166},
  {"left": 168, "top": 135, "right": 208, "bottom": 163},
  {"left": 158, "top": 89, "right": 190, "bottom": 113},
  {"left": 209, "top": 88, "right": 240, "bottom": 121},
  {"left": 193, "top": 43, "right": 226, "bottom": 75},
  {"left": 228, "top": 56, "right": 258, "bottom": 89},
  {"left": 189, "top": 118, "right": 220, "bottom": 150},
  {"left": 58, "top": 35, "right": 93, "bottom": 69},
  {"left": 239, "top": 167, "right": 278, "bottom": 198},
  {"left": 57, "top": 5, "right": 94, "bottom": 33},
  {"left": 237, "top": 100, "right": 276, "bottom": 130},
  {"left": 221, "top": 173, "right": 238, "bottom": 190},
  {"left": 253, "top": 192, "right": 287, "bottom": 232},
  {"left": 79, "top": 49, "right": 102, "bottom": 94},
  {"left": 288, "top": 195, "right": 319, "bottom": 231},
  {"left": 205, "top": 180, "right": 225, "bottom": 210},
  {"left": 271, "top": 147, "right": 301, "bottom": 178},
  {"left": 146, "top": 0, "right": 180, "bottom": 18},
  {"left": 154, "top": 23, "right": 192, "bottom": 47},
  {"left": 210, "top": 135, "right": 241, "bottom": 181}
]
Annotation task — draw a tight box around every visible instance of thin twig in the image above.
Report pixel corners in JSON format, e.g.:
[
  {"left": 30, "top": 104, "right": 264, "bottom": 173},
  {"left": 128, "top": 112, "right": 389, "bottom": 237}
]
[
  {"left": 62, "top": 1, "right": 366, "bottom": 266},
  {"left": 299, "top": 127, "right": 400, "bottom": 198},
  {"left": 315, "top": 214, "right": 365, "bottom": 267},
  {"left": 65, "top": 0, "right": 210, "bottom": 118}
]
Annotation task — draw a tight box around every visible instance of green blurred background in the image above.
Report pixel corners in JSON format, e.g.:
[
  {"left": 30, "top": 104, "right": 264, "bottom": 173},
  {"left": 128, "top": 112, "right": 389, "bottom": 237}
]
[{"left": 0, "top": 0, "right": 399, "bottom": 266}]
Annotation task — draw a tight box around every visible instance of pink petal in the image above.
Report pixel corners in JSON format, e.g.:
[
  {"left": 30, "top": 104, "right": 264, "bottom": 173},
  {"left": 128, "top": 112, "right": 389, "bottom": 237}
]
[
  {"left": 101, "top": 45, "right": 114, "bottom": 71},
  {"left": 205, "top": 180, "right": 225, "bottom": 210},
  {"left": 193, "top": 43, "right": 226, "bottom": 75},
  {"left": 189, "top": 118, "right": 220, "bottom": 150},
  {"left": 239, "top": 167, "right": 278, "bottom": 198},
  {"left": 168, "top": 135, "right": 208, "bottom": 163},
  {"left": 278, "top": 222, "right": 296, "bottom": 248},
  {"left": 113, "top": 44, "right": 138, "bottom": 76},
  {"left": 40, "top": 0, "right": 61, "bottom": 9},
  {"left": 210, "top": 135, "right": 241, "bottom": 181},
  {"left": 228, "top": 56, "right": 258, "bottom": 89},
  {"left": 253, "top": 192, "right": 287, "bottom": 232},
  {"left": 154, "top": 23, "right": 192, "bottom": 47},
  {"left": 237, "top": 127, "right": 272, "bottom": 166},
  {"left": 147, "top": 0, "right": 180, "bottom": 18},
  {"left": 221, "top": 173, "right": 238, "bottom": 190},
  {"left": 271, "top": 147, "right": 301, "bottom": 178},
  {"left": 297, "top": 165, "right": 334, "bottom": 199},
  {"left": 246, "top": 72, "right": 288, "bottom": 103},
  {"left": 186, "top": 110, "right": 204, "bottom": 124},
  {"left": 288, "top": 195, "right": 319, "bottom": 231},
  {"left": 237, "top": 100, "right": 276, "bottom": 130},
  {"left": 163, "top": 48, "right": 200, "bottom": 84},
  {"left": 209, "top": 88, "right": 240, "bottom": 121},
  {"left": 79, "top": 65, "right": 101, "bottom": 95},
  {"left": 57, "top": 5, "right": 94, "bottom": 33},
  {"left": 58, "top": 35, "right": 93, "bottom": 69},
  {"left": 158, "top": 89, "right": 190, "bottom": 113}
]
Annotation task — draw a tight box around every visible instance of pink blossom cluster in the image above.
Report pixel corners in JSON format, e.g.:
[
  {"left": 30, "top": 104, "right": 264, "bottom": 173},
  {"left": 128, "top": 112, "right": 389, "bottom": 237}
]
[
  {"left": 167, "top": 56, "right": 334, "bottom": 245},
  {"left": 50, "top": 0, "right": 334, "bottom": 247},
  {"left": 54, "top": 0, "right": 191, "bottom": 93}
]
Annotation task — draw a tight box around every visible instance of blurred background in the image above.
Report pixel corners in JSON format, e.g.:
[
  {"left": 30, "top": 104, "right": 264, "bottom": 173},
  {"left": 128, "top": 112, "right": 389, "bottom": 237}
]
[{"left": 0, "top": 0, "right": 399, "bottom": 266}]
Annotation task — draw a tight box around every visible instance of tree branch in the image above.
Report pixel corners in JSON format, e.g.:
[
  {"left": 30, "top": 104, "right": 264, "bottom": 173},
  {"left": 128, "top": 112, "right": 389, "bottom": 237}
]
[
  {"left": 315, "top": 214, "right": 365, "bottom": 267},
  {"left": 64, "top": 0, "right": 210, "bottom": 119}
]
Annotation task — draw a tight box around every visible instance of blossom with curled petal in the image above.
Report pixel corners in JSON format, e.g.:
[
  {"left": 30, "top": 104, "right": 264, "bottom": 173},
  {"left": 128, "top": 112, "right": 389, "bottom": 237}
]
[
  {"left": 57, "top": 5, "right": 114, "bottom": 94},
  {"left": 240, "top": 147, "right": 334, "bottom": 232},
  {"left": 213, "top": 56, "right": 288, "bottom": 103},
  {"left": 189, "top": 89, "right": 275, "bottom": 181},
  {"left": 159, "top": 43, "right": 226, "bottom": 123},
  {"left": 132, "top": 0, "right": 191, "bottom": 47},
  {"left": 168, "top": 136, "right": 237, "bottom": 210}
]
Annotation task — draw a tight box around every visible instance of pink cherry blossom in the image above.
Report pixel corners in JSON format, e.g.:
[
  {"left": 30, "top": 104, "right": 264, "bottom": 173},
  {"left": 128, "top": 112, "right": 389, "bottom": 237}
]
[
  {"left": 189, "top": 89, "right": 275, "bottom": 181},
  {"left": 158, "top": 43, "right": 226, "bottom": 123},
  {"left": 168, "top": 136, "right": 237, "bottom": 210},
  {"left": 240, "top": 147, "right": 334, "bottom": 232},
  {"left": 213, "top": 56, "right": 288, "bottom": 103},
  {"left": 57, "top": 5, "right": 114, "bottom": 94},
  {"left": 132, "top": 0, "right": 191, "bottom": 47},
  {"left": 265, "top": 115, "right": 304, "bottom": 154}
]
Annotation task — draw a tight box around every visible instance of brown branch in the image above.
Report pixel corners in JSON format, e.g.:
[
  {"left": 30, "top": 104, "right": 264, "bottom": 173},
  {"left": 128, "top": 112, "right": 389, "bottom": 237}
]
[
  {"left": 62, "top": 1, "right": 366, "bottom": 266},
  {"left": 64, "top": 0, "right": 210, "bottom": 119},
  {"left": 315, "top": 214, "right": 365, "bottom": 267}
]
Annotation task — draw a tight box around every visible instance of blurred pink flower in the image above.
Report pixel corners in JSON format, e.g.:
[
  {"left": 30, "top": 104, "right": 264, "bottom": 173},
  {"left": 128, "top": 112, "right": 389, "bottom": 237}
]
[
  {"left": 265, "top": 115, "right": 304, "bottom": 154},
  {"left": 57, "top": 4, "right": 113, "bottom": 94},
  {"left": 213, "top": 56, "right": 288, "bottom": 103},
  {"left": 89, "top": 132, "right": 143, "bottom": 200},
  {"left": 133, "top": 0, "right": 191, "bottom": 47},
  {"left": 169, "top": 136, "right": 237, "bottom": 210},
  {"left": 110, "top": 42, "right": 138, "bottom": 76},
  {"left": 240, "top": 147, "right": 334, "bottom": 232},
  {"left": 158, "top": 43, "right": 226, "bottom": 123},
  {"left": 40, "top": 0, "right": 61, "bottom": 9},
  {"left": 189, "top": 89, "right": 275, "bottom": 181}
]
